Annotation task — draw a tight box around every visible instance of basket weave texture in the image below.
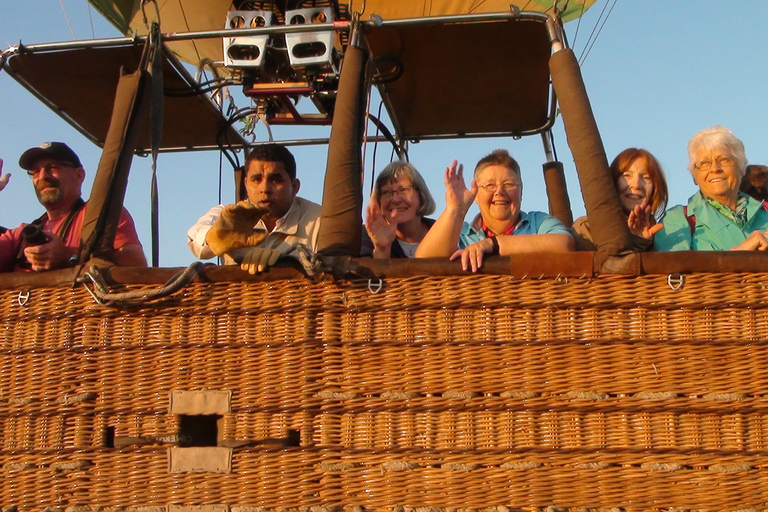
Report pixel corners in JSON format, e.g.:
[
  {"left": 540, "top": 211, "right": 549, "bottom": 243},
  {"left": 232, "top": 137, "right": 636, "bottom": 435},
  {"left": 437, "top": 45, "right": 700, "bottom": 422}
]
[{"left": 2, "top": 272, "right": 768, "bottom": 511}]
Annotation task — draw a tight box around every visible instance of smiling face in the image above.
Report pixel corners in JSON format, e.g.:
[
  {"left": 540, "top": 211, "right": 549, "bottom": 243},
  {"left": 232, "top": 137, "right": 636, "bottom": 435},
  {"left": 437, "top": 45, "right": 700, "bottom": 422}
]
[
  {"left": 29, "top": 157, "right": 84, "bottom": 209},
  {"left": 244, "top": 159, "right": 299, "bottom": 228},
  {"left": 475, "top": 164, "right": 523, "bottom": 233},
  {"left": 692, "top": 145, "right": 743, "bottom": 208},
  {"left": 616, "top": 157, "right": 654, "bottom": 214},
  {"left": 379, "top": 176, "right": 422, "bottom": 226}
]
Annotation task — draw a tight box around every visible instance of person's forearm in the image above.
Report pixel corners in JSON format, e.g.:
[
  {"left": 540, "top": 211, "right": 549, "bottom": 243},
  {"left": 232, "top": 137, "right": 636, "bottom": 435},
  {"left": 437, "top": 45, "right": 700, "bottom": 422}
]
[
  {"left": 112, "top": 244, "right": 148, "bottom": 267},
  {"left": 187, "top": 205, "right": 224, "bottom": 259},
  {"left": 415, "top": 206, "right": 468, "bottom": 258},
  {"left": 497, "top": 233, "right": 574, "bottom": 254},
  {"left": 372, "top": 244, "right": 392, "bottom": 259}
]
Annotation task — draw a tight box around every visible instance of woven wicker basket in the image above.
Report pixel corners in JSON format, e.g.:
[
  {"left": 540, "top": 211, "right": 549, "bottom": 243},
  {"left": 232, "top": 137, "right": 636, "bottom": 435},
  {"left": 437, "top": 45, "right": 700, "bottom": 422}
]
[{"left": 1, "top": 260, "right": 767, "bottom": 511}]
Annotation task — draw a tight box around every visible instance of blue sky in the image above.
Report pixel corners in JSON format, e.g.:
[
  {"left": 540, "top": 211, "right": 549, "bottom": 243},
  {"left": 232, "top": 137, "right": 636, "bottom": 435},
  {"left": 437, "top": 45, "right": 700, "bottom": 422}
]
[{"left": 1, "top": 1, "right": 766, "bottom": 267}]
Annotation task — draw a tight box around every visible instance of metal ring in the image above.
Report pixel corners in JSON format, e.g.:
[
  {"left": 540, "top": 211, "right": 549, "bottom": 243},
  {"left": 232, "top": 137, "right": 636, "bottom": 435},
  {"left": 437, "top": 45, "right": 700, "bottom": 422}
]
[
  {"left": 667, "top": 273, "right": 685, "bottom": 291},
  {"left": 368, "top": 278, "right": 383, "bottom": 294},
  {"left": 17, "top": 291, "right": 30, "bottom": 306}
]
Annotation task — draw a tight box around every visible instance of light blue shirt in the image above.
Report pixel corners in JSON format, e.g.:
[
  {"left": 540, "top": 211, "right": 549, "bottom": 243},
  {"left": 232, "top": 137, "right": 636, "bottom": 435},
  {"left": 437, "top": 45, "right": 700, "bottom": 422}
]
[
  {"left": 459, "top": 211, "right": 572, "bottom": 249},
  {"left": 654, "top": 191, "right": 768, "bottom": 251}
]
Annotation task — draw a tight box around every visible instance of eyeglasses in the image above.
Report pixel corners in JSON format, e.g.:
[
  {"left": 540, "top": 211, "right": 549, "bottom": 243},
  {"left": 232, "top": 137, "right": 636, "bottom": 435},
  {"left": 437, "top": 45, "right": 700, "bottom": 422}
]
[
  {"left": 380, "top": 185, "right": 415, "bottom": 200},
  {"left": 696, "top": 155, "right": 737, "bottom": 171},
  {"left": 27, "top": 162, "right": 74, "bottom": 178},
  {"left": 479, "top": 181, "right": 520, "bottom": 193}
]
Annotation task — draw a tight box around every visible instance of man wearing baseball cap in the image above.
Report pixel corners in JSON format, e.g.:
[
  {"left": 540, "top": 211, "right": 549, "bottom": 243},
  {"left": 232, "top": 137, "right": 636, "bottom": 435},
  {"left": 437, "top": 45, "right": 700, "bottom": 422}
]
[{"left": 0, "top": 142, "right": 147, "bottom": 272}]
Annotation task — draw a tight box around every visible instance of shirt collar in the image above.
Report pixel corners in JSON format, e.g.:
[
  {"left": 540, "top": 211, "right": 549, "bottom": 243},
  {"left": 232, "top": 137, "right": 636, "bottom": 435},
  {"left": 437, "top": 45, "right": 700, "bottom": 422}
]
[
  {"left": 255, "top": 198, "right": 300, "bottom": 235},
  {"left": 472, "top": 211, "right": 528, "bottom": 235}
]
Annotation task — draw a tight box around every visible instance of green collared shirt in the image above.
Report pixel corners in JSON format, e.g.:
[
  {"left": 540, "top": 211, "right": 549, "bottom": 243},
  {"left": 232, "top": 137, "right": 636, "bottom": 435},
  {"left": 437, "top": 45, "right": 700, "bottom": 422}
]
[{"left": 654, "top": 191, "right": 768, "bottom": 251}]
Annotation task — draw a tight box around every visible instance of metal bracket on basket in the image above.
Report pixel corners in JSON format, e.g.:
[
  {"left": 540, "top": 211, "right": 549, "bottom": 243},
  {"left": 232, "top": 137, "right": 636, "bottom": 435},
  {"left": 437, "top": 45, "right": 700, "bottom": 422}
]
[
  {"left": 367, "top": 278, "right": 383, "bottom": 294},
  {"left": 16, "top": 290, "right": 30, "bottom": 306},
  {"left": 667, "top": 273, "right": 685, "bottom": 291}
]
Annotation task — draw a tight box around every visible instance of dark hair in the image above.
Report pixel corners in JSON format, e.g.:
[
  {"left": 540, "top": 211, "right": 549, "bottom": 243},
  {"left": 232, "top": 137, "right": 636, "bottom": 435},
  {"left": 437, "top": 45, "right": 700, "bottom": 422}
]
[
  {"left": 374, "top": 161, "right": 436, "bottom": 216},
  {"left": 473, "top": 149, "right": 521, "bottom": 179},
  {"left": 245, "top": 143, "right": 297, "bottom": 179},
  {"left": 609, "top": 148, "right": 669, "bottom": 219}
]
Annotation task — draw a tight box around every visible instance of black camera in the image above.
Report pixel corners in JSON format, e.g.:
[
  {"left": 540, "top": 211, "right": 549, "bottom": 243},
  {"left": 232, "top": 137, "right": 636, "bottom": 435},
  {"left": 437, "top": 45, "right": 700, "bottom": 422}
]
[
  {"left": 16, "top": 224, "right": 51, "bottom": 269},
  {"left": 21, "top": 223, "right": 50, "bottom": 247}
]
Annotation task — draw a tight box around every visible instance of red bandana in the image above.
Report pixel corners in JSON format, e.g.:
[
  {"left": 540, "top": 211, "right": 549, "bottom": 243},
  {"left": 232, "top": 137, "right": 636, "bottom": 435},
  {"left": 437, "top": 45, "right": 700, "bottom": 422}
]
[{"left": 482, "top": 218, "right": 518, "bottom": 238}]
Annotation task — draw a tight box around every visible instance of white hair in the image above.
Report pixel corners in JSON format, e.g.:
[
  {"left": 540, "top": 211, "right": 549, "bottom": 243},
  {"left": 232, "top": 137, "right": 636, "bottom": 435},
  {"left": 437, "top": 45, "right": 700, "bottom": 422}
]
[{"left": 687, "top": 125, "right": 747, "bottom": 175}]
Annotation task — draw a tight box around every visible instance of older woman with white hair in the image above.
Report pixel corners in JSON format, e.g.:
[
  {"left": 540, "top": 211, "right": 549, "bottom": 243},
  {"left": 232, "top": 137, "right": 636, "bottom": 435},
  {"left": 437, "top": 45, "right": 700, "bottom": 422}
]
[
  {"left": 361, "top": 160, "right": 437, "bottom": 258},
  {"left": 654, "top": 125, "right": 768, "bottom": 251}
]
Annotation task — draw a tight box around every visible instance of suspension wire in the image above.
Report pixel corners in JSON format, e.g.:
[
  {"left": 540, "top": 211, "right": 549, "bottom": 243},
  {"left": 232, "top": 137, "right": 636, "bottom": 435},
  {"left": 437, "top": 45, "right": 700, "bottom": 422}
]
[
  {"left": 212, "top": 62, "right": 225, "bottom": 207},
  {"left": 570, "top": 0, "right": 588, "bottom": 49},
  {"left": 86, "top": 0, "right": 96, "bottom": 39},
  {"left": 59, "top": 0, "right": 76, "bottom": 39},
  {"left": 468, "top": 0, "right": 498, "bottom": 14},
  {"left": 579, "top": 0, "right": 619, "bottom": 66},
  {"left": 577, "top": 0, "right": 610, "bottom": 62},
  {"left": 218, "top": 149, "right": 225, "bottom": 205},
  {"left": 176, "top": 0, "right": 204, "bottom": 71}
]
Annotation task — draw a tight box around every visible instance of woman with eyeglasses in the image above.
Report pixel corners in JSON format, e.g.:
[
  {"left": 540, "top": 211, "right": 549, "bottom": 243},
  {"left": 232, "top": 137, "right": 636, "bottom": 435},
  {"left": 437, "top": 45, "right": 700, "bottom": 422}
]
[
  {"left": 361, "top": 160, "right": 437, "bottom": 258},
  {"left": 654, "top": 126, "right": 768, "bottom": 251},
  {"left": 572, "top": 148, "right": 669, "bottom": 251},
  {"left": 415, "top": 149, "right": 573, "bottom": 272}
]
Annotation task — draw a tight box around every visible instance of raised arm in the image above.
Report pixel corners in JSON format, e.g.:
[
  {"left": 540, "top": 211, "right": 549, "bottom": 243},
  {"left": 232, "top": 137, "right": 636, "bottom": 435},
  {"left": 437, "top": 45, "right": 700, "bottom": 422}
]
[
  {"left": 0, "top": 159, "right": 10, "bottom": 192},
  {"left": 415, "top": 160, "right": 477, "bottom": 258},
  {"left": 627, "top": 201, "right": 663, "bottom": 239},
  {"left": 364, "top": 196, "right": 398, "bottom": 259}
]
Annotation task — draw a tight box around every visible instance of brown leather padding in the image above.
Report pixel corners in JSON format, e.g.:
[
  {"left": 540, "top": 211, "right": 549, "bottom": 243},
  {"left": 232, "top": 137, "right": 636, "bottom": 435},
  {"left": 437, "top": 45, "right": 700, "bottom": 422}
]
[
  {"left": 542, "top": 161, "right": 573, "bottom": 228},
  {"left": 317, "top": 45, "right": 368, "bottom": 256},
  {"left": 79, "top": 68, "right": 150, "bottom": 264},
  {"left": 640, "top": 251, "right": 768, "bottom": 274},
  {"left": 3, "top": 45, "right": 247, "bottom": 152},
  {"left": 550, "top": 49, "right": 633, "bottom": 258},
  {"left": 5, "top": 251, "right": 768, "bottom": 291},
  {"left": 365, "top": 19, "right": 551, "bottom": 139}
]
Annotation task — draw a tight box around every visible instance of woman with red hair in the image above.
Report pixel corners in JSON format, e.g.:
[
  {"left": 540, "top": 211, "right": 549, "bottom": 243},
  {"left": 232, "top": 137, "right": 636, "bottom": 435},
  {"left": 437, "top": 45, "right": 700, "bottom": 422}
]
[{"left": 572, "top": 148, "right": 669, "bottom": 251}]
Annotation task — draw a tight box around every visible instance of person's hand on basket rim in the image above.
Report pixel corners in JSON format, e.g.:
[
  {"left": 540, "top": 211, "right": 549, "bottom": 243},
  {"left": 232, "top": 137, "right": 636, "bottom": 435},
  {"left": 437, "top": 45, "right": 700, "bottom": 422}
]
[{"left": 240, "top": 247, "right": 284, "bottom": 274}]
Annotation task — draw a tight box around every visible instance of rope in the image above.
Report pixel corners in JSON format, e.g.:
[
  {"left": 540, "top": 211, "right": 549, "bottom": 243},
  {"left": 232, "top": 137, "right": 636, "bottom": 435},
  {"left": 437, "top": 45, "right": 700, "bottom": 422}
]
[{"left": 78, "top": 262, "right": 206, "bottom": 307}]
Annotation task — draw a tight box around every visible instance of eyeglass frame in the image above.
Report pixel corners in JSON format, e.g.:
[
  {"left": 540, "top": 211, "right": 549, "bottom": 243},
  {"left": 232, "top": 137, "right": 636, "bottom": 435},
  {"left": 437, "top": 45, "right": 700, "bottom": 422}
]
[
  {"left": 695, "top": 155, "right": 737, "bottom": 172},
  {"left": 477, "top": 181, "right": 521, "bottom": 193},
  {"left": 379, "top": 185, "right": 415, "bottom": 200},
  {"left": 26, "top": 161, "right": 76, "bottom": 178}
]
